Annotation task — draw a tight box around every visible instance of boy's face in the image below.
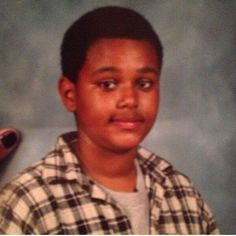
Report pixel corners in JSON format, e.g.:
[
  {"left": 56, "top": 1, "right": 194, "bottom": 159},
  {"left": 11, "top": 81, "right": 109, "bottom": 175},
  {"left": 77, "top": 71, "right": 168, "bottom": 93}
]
[{"left": 59, "top": 38, "right": 160, "bottom": 153}]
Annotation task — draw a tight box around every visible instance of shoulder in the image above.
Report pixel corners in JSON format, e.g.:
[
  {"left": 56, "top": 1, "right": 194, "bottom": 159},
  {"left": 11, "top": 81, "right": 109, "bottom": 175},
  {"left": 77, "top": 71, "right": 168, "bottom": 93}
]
[
  {"left": 0, "top": 157, "right": 46, "bottom": 234},
  {"left": 138, "top": 146, "right": 195, "bottom": 187},
  {"left": 0, "top": 154, "right": 49, "bottom": 207},
  {"left": 137, "top": 146, "right": 201, "bottom": 206},
  {"left": 138, "top": 146, "right": 219, "bottom": 234},
  {"left": 137, "top": 146, "right": 207, "bottom": 210},
  {"left": 0, "top": 132, "right": 82, "bottom": 208},
  {"left": 0, "top": 147, "right": 70, "bottom": 234},
  {"left": 0, "top": 143, "right": 69, "bottom": 211}
]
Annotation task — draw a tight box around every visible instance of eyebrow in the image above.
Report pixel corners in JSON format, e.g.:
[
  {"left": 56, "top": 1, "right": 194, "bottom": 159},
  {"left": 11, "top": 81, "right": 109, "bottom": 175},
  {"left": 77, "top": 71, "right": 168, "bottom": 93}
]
[
  {"left": 137, "top": 67, "right": 159, "bottom": 75},
  {"left": 93, "top": 66, "right": 159, "bottom": 76}
]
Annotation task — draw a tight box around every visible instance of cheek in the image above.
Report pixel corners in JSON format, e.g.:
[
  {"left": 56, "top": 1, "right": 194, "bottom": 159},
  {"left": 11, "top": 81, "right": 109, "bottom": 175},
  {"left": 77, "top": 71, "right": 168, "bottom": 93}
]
[
  {"left": 76, "top": 94, "right": 114, "bottom": 122},
  {"left": 88, "top": 91, "right": 117, "bottom": 110},
  {"left": 142, "top": 93, "right": 159, "bottom": 114}
]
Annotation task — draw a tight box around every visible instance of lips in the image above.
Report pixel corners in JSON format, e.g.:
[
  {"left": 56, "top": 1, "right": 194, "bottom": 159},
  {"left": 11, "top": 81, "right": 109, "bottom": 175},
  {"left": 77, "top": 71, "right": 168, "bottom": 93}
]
[{"left": 109, "top": 115, "right": 145, "bottom": 130}]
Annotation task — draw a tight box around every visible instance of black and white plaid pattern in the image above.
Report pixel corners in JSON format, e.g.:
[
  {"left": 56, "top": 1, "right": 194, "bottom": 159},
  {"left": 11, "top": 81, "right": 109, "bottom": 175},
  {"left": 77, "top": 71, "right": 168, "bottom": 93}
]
[{"left": 0, "top": 132, "right": 219, "bottom": 234}]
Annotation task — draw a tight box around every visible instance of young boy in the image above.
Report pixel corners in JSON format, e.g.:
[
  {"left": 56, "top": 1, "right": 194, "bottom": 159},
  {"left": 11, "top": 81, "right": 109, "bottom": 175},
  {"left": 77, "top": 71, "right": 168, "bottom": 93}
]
[{"left": 0, "top": 6, "right": 219, "bottom": 234}]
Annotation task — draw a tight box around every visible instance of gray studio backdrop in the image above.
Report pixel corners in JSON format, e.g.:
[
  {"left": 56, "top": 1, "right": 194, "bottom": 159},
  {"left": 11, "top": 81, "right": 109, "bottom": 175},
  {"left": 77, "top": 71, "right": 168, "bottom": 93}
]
[{"left": 0, "top": 0, "right": 235, "bottom": 233}]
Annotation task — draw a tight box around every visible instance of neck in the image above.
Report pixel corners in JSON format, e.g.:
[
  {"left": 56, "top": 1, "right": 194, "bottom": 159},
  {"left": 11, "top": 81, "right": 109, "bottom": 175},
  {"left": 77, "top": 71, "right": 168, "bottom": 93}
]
[{"left": 75, "top": 134, "right": 138, "bottom": 192}]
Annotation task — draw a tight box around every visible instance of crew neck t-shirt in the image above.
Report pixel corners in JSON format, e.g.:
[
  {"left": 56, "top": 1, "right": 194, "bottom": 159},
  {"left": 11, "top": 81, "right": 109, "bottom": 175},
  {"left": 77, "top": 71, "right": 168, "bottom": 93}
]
[{"left": 97, "top": 161, "right": 149, "bottom": 235}]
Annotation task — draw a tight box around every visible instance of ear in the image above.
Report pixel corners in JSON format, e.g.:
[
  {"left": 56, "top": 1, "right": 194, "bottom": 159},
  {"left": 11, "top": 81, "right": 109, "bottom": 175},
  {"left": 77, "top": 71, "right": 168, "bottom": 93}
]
[{"left": 58, "top": 77, "right": 77, "bottom": 112}]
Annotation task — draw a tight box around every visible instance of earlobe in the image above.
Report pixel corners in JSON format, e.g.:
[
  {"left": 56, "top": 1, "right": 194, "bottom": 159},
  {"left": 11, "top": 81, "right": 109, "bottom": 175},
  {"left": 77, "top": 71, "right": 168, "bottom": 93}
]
[{"left": 58, "top": 77, "right": 77, "bottom": 112}]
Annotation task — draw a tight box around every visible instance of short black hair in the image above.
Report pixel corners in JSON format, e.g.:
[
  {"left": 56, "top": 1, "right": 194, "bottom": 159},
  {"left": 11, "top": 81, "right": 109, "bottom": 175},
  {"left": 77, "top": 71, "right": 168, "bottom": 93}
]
[{"left": 61, "top": 6, "right": 163, "bottom": 83}]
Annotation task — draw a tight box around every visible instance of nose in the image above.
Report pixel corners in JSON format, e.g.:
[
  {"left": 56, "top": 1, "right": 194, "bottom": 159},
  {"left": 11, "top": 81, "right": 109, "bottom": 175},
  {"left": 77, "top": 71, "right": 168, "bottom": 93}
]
[{"left": 116, "top": 85, "right": 138, "bottom": 109}]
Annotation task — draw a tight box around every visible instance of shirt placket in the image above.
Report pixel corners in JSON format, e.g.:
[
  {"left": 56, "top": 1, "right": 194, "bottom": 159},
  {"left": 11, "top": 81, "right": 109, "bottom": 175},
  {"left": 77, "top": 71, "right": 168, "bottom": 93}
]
[
  {"left": 143, "top": 171, "right": 165, "bottom": 235},
  {"left": 90, "top": 182, "right": 133, "bottom": 234}
]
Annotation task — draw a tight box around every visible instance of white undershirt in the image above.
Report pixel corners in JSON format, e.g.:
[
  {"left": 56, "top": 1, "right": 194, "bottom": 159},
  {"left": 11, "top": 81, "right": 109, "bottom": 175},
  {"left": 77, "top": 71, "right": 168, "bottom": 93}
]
[{"left": 99, "top": 161, "right": 150, "bottom": 234}]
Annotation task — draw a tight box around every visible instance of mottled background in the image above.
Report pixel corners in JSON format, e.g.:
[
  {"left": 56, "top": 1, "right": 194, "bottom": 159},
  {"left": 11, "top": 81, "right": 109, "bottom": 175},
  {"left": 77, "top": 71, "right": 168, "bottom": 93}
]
[{"left": 0, "top": 0, "right": 235, "bottom": 233}]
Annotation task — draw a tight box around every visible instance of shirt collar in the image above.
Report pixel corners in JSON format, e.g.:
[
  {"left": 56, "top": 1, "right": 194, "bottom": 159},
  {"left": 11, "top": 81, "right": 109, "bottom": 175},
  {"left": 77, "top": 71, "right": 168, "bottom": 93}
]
[
  {"left": 42, "top": 131, "right": 88, "bottom": 185},
  {"left": 42, "top": 132, "right": 112, "bottom": 202},
  {"left": 42, "top": 131, "right": 173, "bottom": 197},
  {"left": 137, "top": 146, "right": 175, "bottom": 209},
  {"left": 137, "top": 147, "right": 172, "bottom": 185}
]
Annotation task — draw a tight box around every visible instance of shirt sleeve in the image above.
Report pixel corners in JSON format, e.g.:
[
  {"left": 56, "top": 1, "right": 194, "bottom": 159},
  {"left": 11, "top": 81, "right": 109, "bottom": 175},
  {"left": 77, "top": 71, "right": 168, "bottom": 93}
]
[{"left": 197, "top": 193, "right": 220, "bottom": 234}]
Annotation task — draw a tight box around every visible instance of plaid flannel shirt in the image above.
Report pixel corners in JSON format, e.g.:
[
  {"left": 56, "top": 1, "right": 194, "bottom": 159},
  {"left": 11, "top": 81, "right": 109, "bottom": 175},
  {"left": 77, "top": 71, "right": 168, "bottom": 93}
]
[{"left": 0, "top": 132, "right": 219, "bottom": 234}]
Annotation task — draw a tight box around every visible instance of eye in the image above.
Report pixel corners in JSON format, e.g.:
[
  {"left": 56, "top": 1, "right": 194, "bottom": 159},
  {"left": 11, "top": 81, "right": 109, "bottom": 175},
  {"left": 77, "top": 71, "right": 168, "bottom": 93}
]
[
  {"left": 98, "top": 79, "right": 117, "bottom": 90},
  {"left": 136, "top": 79, "right": 153, "bottom": 90}
]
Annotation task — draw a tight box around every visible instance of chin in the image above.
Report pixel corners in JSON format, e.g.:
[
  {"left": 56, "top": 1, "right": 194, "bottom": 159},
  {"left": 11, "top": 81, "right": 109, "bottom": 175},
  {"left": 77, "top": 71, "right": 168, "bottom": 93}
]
[{"left": 108, "top": 137, "right": 143, "bottom": 153}]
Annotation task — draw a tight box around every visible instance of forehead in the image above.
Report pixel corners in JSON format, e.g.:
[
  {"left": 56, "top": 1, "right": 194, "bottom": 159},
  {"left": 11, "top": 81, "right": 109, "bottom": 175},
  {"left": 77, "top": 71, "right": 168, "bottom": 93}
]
[
  {"left": 88, "top": 37, "right": 157, "bottom": 54},
  {"left": 84, "top": 38, "right": 160, "bottom": 70}
]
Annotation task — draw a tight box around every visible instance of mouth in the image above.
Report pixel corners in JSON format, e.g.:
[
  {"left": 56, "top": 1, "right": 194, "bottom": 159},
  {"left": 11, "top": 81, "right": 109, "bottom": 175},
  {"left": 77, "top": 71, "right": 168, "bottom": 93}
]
[{"left": 109, "top": 115, "right": 145, "bottom": 130}]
